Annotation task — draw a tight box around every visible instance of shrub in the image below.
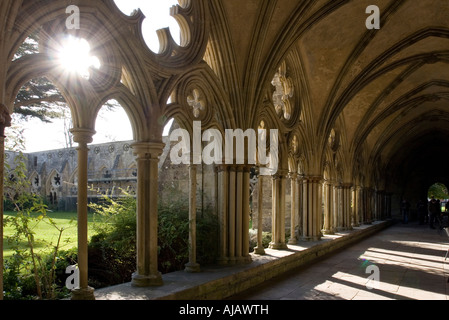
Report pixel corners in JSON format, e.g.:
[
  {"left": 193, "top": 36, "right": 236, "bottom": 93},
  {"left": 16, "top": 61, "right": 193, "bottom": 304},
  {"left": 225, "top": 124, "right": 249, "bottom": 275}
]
[
  {"left": 3, "top": 151, "right": 73, "bottom": 300},
  {"left": 87, "top": 190, "right": 220, "bottom": 288}
]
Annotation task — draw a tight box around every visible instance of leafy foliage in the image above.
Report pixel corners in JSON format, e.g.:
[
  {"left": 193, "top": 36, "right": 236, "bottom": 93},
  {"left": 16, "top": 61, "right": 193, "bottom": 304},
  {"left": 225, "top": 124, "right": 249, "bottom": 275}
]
[
  {"left": 428, "top": 183, "right": 449, "bottom": 200},
  {"left": 3, "top": 152, "right": 73, "bottom": 300},
  {"left": 87, "top": 189, "right": 219, "bottom": 288}
]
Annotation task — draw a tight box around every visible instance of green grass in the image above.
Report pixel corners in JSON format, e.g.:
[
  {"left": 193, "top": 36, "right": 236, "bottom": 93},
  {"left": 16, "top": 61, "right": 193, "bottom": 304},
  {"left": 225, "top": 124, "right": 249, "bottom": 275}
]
[{"left": 3, "top": 211, "right": 96, "bottom": 259}]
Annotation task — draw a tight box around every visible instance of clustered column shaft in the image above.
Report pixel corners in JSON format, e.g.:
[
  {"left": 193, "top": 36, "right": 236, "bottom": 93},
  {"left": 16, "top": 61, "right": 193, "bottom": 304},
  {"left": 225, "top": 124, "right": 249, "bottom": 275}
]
[
  {"left": 131, "top": 142, "right": 165, "bottom": 287},
  {"left": 217, "top": 165, "right": 251, "bottom": 264},
  {"left": 71, "top": 128, "right": 96, "bottom": 300},
  {"left": 302, "top": 176, "right": 323, "bottom": 241},
  {"left": 270, "top": 172, "right": 287, "bottom": 249},
  {"left": 185, "top": 164, "right": 200, "bottom": 272}
]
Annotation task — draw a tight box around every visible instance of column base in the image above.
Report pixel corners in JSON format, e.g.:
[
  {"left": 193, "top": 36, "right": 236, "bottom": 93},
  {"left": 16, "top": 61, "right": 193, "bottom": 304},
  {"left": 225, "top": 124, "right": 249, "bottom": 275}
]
[
  {"left": 71, "top": 287, "right": 95, "bottom": 300},
  {"left": 184, "top": 262, "right": 201, "bottom": 273},
  {"left": 301, "top": 236, "right": 321, "bottom": 242},
  {"left": 131, "top": 272, "right": 163, "bottom": 287},
  {"left": 269, "top": 242, "right": 288, "bottom": 250},
  {"left": 216, "top": 256, "right": 252, "bottom": 264},
  {"left": 253, "top": 245, "right": 266, "bottom": 255},
  {"left": 288, "top": 237, "right": 298, "bottom": 245}
]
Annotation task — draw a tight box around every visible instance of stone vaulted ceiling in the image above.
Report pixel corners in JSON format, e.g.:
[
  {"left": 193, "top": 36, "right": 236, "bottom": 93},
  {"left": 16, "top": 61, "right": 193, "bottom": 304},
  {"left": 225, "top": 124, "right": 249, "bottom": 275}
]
[
  {"left": 1, "top": 0, "right": 448, "bottom": 198},
  {"left": 211, "top": 0, "right": 449, "bottom": 196}
]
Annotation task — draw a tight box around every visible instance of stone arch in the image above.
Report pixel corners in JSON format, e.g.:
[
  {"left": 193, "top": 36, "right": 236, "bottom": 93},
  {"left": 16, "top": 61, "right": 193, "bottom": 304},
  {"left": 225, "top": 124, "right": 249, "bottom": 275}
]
[
  {"left": 29, "top": 171, "right": 41, "bottom": 192},
  {"left": 46, "top": 169, "right": 62, "bottom": 206}
]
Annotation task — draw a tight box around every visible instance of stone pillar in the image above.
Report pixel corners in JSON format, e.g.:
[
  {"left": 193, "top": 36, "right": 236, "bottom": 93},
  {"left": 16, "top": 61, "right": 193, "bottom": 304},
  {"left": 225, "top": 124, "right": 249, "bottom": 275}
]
[
  {"left": 288, "top": 173, "right": 298, "bottom": 244},
  {"left": 377, "top": 190, "right": 386, "bottom": 220},
  {"left": 254, "top": 173, "right": 265, "bottom": 254},
  {"left": 366, "top": 188, "right": 373, "bottom": 224},
  {"left": 358, "top": 187, "right": 365, "bottom": 224},
  {"left": 323, "top": 180, "right": 334, "bottom": 234},
  {"left": 270, "top": 172, "right": 288, "bottom": 249},
  {"left": 185, "top": 164, "right": 200, "bottom": 272},
  {"left": 131, "top": 142, "right": 165, "bottom": 287},
  {"left": 217, "top": 165, "right": 228, "bottom": 263},
  {"left": 334, "top": 184, "right": 343, "bottom": 231},
  {"left": 302, "top": 176, "right": 323, "bottom": 241},
  {"left": 0, "top": 104, "right": 11, "bottom": 301},
  {"left": 71, "top": 128, "right": 95, "bottom": 300},
  {"left": 353, "top": 186, "right": 362, "bottom": 227},
  {"left": 217, "top": 165, "right": 252, "bottom": 264},
  {"left": 386, "top": 192, "right": 392, "bottom": 218},
  {"left": 242, "top": 166, "right": 250, "bottom": 258},
  {"left": 332, "top": 184, "right": 339, "bottom": 232},
  {"left": 341, "top": 183, "right": 353, "bottom": 230},
  {"left": 296, "top": 175, "right": 303, "bottom": 239}
]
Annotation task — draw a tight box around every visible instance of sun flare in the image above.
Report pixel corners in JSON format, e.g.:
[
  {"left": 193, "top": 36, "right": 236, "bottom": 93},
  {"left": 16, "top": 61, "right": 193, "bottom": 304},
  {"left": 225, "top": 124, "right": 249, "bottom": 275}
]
[{"left": 57, "top": 36, "right": 101, "bottom": 79}]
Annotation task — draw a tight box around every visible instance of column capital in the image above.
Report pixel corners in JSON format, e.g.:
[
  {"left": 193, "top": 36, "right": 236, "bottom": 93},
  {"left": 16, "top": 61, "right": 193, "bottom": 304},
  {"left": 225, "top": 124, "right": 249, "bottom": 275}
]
[
  {"left": 71, "top": 128, "right": 96, "bottom": 144},
  {"left": 288, "top": 172, "right": 298, "bottom": 180},
  {"left": 272, "top": 169, "right": 289, "bottom": 180},
  {"left": 0, "top": 104, "right": 11, "bottom": 137},
  {"left": 303, "top": 175, "right": 323, "bottom": 183},
  {"left": 131, "top": 141, "right": 165, "bottom": 158},
  {"left": 215, "top": 164, "right": 229, "bottom": 173}
]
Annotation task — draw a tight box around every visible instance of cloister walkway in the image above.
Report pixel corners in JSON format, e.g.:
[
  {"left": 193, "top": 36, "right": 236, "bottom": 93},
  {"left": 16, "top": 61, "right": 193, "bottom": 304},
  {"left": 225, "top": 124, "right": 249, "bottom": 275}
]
[
  {"left": 95, "top": 221, "right": 449, "bottom": 301},
  {"left": 231, "top": 222, "right": 449, "bottom": 300}
]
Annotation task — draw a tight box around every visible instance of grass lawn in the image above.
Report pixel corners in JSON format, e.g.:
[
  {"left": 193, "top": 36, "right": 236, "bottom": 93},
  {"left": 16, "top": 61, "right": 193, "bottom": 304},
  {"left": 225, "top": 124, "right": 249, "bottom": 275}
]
[{"left": 3, "top": 211, "right": 97, "bottom": 259}]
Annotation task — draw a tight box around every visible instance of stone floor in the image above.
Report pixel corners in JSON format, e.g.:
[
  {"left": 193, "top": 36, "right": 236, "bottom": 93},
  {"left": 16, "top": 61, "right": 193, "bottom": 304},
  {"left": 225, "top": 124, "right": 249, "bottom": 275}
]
[
  {"left": 92, "top": 221, "right": 386, "bottom": 300},
  {"left": 230, "top": 222, "right": 449, "bottom": 300}
]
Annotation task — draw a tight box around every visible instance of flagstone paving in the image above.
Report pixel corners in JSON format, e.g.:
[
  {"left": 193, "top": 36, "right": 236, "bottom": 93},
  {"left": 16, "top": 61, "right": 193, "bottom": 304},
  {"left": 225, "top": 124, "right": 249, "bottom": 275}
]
[{"left": 230, "top": 223, "right": 449, "bottom": 300}]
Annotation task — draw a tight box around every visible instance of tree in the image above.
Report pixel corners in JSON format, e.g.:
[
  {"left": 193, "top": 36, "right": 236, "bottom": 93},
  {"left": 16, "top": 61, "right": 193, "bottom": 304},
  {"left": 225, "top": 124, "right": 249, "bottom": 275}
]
[
  {"left": 13, "top": 30, "right": 66, "bottom": 123},
  {"left": 428, "top": 183, "right": 449, "bottom": 200},
  {"left": 11, "top": 31, "right": 118, "bottom": 149}
]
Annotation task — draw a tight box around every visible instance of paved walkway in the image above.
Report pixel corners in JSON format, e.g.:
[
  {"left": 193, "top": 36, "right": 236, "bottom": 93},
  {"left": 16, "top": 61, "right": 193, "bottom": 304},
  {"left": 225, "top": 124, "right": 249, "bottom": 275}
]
[{"left": 229, "top": 223, "right": 449, "bottom": 300}]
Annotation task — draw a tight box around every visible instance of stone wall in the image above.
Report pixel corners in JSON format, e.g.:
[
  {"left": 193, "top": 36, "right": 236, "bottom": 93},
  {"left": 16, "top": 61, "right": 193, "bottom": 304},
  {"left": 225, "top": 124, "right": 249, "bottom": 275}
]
[{"left": 5, "top": 138, "right": 286, "bottom": 234}]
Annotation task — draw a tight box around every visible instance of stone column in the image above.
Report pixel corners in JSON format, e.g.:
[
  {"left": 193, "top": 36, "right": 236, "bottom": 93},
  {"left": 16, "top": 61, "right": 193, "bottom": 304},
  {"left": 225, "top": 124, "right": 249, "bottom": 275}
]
[
  {"left": 216, "top": 165, "right": 252, "bottom": 264},
  {"left": 341, "top": 183, "right": 353, "bottom": 230},
  {"left": 353, "top": 186, "right": 362, "bottom": 227},
  {"left": 296, "top": 175, "right": 304, "bottom": 239},
  {"left": 71, "top": 128, "right": 95, "bottom": 300},
  {"left": 302, "top": 176, "right": 323, "bottom": 241},
  {"left": 323, "top": 180, "right": 334, "bottom": 234},
  {"left": 254, "top": 173, "right": 265, "bottom": 254},
  {"left": 185, "top": 164, "right": 200, "bottom": 272},
  {"left": 366, "top": 188, "right": 373, "bottom": 224},
  {"left": 386, "top": 192, "right": 392, "bottom": 218},
  {"left": 131, "top": 142, "right": 165, "bottom": 287},
  {"left": 242, "top": 166, "right": 251, "bottom": 259},
  {"left": 332, "top": 184, "right": 339, "bottom": 232},
  {"left": 377, "top": 190, "right": 386, "bottom": 220},
  {"left": 288, "top": 173, "right": 298, "bottom": 244},
  {"left": 216, "top": 165, "right": 228, "bottom": 263},
  {"left": 334, "top": 184, "right": 343, "bottom": 231},
  {"left": 0, "top": 104, "right": 11, "bottom": 301},
  {"left": 270, "top": 172, "right": 287, "bottom": 249}
]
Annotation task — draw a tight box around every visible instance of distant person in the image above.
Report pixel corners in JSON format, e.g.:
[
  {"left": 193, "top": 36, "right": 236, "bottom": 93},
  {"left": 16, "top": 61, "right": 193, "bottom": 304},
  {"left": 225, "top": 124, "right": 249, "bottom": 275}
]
[
  {"left": 417, "top": 200, "right": 427, "bottom": 225},
  {"left": 428, "top": 196, "right": 441, "bottom": 229},
  {"left": 400, "top": 199, "right": 410, "bottom": 224}
]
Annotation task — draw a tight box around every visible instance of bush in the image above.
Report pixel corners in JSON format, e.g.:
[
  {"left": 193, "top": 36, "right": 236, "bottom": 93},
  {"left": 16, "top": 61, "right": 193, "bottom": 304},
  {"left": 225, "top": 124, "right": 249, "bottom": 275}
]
[
  {"left": 3, "top": 151, "right": 74, "bottom": 300},
  {"left": 87, "top": 190, "right": 220, "bottom": 288}
]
